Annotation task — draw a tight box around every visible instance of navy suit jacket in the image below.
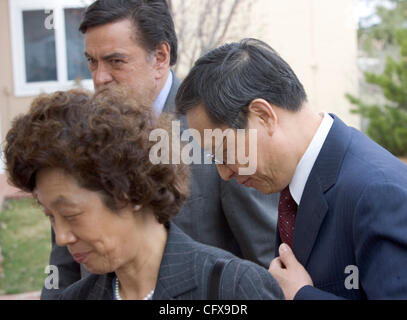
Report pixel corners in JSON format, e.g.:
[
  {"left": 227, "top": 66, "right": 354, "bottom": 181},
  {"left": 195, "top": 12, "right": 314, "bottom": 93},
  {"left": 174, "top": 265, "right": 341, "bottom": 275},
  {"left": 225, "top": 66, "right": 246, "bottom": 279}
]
[
  {"left": 59, "top": 223, "right": 284, "bottom": 300},
  {"left": 277, "top": 115, "right": 407, "bottom": 300}
]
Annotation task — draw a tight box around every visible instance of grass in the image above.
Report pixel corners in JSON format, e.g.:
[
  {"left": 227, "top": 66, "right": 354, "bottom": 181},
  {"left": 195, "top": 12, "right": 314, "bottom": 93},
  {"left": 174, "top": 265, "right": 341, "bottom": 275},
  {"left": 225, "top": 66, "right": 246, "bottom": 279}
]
[{"left": 0, "top": 198, "right": 51, "bottom": 295}]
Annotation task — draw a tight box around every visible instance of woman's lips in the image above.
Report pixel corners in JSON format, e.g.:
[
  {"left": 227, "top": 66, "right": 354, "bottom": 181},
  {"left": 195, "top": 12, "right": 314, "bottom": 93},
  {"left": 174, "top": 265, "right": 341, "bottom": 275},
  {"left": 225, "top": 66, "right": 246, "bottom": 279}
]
[{"left": 71, "top": 252, "right": 91, "bottom": 264}]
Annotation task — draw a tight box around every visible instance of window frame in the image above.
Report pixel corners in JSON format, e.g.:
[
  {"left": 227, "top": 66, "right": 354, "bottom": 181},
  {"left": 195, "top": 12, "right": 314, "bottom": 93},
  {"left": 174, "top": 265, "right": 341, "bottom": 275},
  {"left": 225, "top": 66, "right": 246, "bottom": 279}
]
[{"left": 9, "top": 0, "right": 95, "bottom": 97}]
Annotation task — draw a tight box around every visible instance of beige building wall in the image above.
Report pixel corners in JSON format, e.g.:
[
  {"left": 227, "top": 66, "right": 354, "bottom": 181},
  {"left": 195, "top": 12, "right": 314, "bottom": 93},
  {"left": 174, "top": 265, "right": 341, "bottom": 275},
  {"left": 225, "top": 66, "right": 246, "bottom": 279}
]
[
  {"left": 235, "top": 0, "right": 359, "bottom": 128},
  {"left": 1, "top": 0, "right": 33, "bottom": 149},
  {"left": 0, "top": 0, "right": 359, "bottom": 147}
]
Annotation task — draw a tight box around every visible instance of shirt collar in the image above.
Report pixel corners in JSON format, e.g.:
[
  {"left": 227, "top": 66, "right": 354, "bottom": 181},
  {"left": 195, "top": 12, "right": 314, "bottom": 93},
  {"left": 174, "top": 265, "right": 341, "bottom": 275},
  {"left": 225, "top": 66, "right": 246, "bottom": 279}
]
[
  {"left": 289, "top": 112, "right": 334, "bottom": 205},
  {"left": 153, "top": 71, "right": 173, "bottom": 116}
]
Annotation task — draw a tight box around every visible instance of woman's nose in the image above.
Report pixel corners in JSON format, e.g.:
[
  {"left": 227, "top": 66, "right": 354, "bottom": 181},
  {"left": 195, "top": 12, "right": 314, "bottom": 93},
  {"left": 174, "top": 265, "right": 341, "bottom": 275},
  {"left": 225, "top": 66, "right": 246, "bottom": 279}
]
[{"left": 54, "top": 218, "right": 77, "bottom": 247}]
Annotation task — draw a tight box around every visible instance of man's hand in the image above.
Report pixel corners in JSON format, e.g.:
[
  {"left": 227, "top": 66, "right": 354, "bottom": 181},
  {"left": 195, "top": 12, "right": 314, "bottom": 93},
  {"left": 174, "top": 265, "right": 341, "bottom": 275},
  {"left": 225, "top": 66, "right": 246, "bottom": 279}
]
[{"left": 269, "top": 243, "right": 314, "bottom": 300}]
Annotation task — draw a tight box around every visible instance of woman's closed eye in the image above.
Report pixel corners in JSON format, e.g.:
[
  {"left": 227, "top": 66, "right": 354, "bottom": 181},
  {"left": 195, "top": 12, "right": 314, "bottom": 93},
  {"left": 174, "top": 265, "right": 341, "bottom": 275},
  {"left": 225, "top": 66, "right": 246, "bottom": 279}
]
[{"left": 65, "top": 214, "right": 82, "bottom": 222}]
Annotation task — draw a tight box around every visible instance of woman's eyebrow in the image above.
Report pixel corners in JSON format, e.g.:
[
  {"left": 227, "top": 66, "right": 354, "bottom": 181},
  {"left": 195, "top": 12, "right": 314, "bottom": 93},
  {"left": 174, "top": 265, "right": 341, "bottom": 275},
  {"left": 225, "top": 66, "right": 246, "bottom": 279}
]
[{"left": 50, "top": 196, "right": 78, "bottom": 209}]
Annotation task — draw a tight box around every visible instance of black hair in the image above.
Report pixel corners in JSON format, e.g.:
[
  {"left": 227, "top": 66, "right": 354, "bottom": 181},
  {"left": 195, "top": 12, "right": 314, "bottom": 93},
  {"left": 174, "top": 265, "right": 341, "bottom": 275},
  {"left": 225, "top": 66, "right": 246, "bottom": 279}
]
[
  {"left": 79, "top": 0, "right": 177, "bottom": 66},
  {"left": 176, "top": 38, "right": 307, "bottom": 128}
]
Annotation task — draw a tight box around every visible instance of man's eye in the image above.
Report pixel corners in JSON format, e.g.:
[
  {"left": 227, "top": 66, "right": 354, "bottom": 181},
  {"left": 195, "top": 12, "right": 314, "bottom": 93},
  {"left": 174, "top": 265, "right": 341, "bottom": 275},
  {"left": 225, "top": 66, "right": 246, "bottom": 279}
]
[
  {"left": 223, "top": 148, "right": 228, "bottom": 164},
  {"left": 111, "top": 59, "right": 124, "bottom": 66},
  {"left": 206, "top": 153, "right": 224, "bottom": 165},
  {"left": 87, "top": 58, "right": 97, "bottom": 66}
]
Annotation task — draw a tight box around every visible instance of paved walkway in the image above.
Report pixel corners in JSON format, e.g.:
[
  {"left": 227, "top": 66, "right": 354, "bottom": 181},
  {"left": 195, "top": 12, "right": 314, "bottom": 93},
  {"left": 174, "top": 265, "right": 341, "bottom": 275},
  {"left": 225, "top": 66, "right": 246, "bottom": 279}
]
[{"left": 0, "top": 291, "right": 40, "bottom": 300}]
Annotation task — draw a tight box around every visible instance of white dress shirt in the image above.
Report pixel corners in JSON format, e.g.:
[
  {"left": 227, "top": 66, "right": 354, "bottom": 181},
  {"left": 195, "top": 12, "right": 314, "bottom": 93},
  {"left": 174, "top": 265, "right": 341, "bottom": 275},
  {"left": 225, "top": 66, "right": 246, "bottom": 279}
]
[
  {"left": 289, "top": 112, "right": 334, "bottom": 205},
  {"left": 152, "top": 71, "right": 173, "bottom": 116}
]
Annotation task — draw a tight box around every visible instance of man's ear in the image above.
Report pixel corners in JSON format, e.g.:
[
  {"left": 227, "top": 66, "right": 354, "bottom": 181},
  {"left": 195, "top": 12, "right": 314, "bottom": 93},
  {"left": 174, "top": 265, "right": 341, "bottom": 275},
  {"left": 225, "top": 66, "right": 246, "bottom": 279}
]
[
  {"left": 153, "top": 42, "right": 171, "bottom": 76},
  {"left": 248, "top": 99, "right": 278, "bottom": 136}
]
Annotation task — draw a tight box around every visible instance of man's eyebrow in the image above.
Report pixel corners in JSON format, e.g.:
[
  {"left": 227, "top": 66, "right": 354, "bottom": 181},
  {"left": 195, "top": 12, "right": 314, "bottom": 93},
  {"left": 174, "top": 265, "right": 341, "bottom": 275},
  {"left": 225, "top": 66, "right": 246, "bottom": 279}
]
[
  {"left": 101, "top": 53, "right": 128, "bottom": 61},
  {"left": 84, "top": 52, "right": 94, "bottom": 59},
  {"left": 84, "top": 52, "right": 128, "bottom": 61}
]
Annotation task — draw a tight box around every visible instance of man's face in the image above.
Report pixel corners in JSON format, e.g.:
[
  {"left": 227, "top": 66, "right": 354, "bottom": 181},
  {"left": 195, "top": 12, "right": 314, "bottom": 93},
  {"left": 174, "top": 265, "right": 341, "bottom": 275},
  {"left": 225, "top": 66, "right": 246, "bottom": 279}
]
[
  {"left": 84, "top": 19, "right": 159, "bottom": 106},
  {"left": 186, "top": 104, "right": 294, "bottom": 195}
]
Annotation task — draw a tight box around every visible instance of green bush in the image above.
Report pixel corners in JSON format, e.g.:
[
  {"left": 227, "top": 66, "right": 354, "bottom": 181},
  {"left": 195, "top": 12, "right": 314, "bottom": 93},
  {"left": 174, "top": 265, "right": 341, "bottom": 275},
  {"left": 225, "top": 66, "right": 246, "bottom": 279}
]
[{"left": 347, "top": 29, "right": 407, "bottom": 157}]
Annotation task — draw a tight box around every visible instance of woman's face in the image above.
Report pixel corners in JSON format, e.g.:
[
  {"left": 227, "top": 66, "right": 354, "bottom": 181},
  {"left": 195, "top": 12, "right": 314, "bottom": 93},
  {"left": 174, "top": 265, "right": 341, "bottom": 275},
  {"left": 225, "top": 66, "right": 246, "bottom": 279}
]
[{"left": 34, "top": 168, "right": 143, "bottom": 274}]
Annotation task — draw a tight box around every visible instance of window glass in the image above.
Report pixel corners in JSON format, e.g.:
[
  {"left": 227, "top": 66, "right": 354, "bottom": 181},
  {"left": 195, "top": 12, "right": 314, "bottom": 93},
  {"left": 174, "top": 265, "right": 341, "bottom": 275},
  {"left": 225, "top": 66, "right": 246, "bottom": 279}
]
[
  {"left": 65, "top": 8, "right": 91, "bottom": 81},
  {"left": 23, "top": 10, "right": 57, "bottom": 82}
]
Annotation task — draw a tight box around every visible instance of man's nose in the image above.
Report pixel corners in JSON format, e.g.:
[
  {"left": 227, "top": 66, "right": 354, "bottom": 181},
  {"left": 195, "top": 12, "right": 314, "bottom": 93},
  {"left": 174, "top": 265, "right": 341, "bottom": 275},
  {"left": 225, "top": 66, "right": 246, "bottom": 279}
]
[
  {"left": 216, "top": 164, "right": 236, "bottom": 181},
  {"left": 93, "top": 64, "right": 114, "bottom": 88},
  {"left": 54, "top": 218, "right": 77, "bottom": 247}
]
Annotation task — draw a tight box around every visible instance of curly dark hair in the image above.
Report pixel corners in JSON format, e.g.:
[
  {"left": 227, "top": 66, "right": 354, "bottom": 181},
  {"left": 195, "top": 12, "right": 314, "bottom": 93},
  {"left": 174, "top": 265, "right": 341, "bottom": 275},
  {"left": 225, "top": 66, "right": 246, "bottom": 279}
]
[{"left": 5, "top": 87, "right": 189, "bottom": 224}]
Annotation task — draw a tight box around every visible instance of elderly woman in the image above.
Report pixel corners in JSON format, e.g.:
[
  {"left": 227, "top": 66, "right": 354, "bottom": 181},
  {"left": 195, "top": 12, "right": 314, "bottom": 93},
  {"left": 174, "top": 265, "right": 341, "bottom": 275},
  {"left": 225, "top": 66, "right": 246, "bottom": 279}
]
[{"left": 4, "top": 88, "right": 283, "bottom": 300}]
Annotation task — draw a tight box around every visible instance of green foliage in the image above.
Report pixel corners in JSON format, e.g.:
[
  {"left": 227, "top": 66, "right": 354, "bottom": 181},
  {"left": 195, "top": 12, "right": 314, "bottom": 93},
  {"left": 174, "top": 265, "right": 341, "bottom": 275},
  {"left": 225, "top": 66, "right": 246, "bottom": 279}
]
[
  {"left": 359, "top": 0, "right": 407, "bottom": 55},
  {"left": 346, "top": 95, "right": 407, "bottom": 156},
  {"left": 348, "top": 28, "right": 407, "bottom": 156}
]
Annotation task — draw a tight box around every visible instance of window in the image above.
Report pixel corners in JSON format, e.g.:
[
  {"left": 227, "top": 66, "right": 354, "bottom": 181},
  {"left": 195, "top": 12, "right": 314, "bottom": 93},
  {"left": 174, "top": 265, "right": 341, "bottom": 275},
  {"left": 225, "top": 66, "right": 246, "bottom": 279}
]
[{"left": 9, "top": 0, "right": 95, "bottom": 96}]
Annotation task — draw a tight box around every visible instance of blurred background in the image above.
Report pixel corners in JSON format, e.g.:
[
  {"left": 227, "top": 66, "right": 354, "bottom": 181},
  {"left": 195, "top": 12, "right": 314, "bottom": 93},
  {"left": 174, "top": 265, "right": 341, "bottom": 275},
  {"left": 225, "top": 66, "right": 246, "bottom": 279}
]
[{"left": 0, "top": 0, "right": 406, "bottom": 299}]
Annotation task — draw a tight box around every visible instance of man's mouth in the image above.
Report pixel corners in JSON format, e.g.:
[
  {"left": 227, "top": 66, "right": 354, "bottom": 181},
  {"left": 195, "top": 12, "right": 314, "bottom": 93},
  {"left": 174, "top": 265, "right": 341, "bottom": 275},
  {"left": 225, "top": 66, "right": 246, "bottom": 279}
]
[{"left": 237, "top": 177, "right": 251, "bottom": 187}]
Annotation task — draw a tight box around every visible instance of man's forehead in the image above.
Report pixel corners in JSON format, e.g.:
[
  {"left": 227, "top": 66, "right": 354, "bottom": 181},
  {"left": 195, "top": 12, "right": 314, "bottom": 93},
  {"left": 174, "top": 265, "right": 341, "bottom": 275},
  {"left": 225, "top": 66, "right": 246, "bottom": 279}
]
[
  {"left": 84, "top": 19, "right": 141, "bottom": 54},
  {"left": 186, "top": 105, "right": 232, "bottom": 150},
  {"left": 186, "top": 105, "right": 215, "bottom": 131}
]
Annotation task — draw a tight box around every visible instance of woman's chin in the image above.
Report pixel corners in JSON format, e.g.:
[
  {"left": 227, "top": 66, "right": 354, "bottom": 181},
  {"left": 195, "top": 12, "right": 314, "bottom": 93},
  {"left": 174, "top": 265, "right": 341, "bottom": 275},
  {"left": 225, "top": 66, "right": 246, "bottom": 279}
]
[{"left": 83, "top": 261, "right": 114, "bottom": 275}]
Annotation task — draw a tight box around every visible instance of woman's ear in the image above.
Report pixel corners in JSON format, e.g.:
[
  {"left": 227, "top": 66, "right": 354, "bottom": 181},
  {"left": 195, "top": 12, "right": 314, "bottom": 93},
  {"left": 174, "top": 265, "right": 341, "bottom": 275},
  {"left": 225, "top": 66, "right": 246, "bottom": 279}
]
[{"left": 247, "top": 99, "right": 278, "bottom": 136}]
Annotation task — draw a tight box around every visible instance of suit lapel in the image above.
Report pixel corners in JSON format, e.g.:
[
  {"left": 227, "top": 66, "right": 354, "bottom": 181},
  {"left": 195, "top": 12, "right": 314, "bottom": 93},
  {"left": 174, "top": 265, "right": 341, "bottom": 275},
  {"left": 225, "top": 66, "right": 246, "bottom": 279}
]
[
  {"left": 292, "top": 115, "right": 352, "bottom": 266},
  {"left": 153, "top": 223, "right": 198, "bottom": 300},
  {"left": 85, "top": 273, "right": 115, "bottom": 300},
  {"left": 293, "top": 173, "right": 328, "bottom": 266}
]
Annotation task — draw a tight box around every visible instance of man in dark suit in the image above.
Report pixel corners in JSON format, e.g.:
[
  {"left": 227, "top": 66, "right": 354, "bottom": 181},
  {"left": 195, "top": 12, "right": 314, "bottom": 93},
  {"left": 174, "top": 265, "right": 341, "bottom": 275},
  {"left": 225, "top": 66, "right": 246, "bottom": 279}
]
[
  {"left": 41, "top": 0, "right": 279, "bottom": 299},
  {"left": 176, "top": 38, "right": 407, "bottom": 299}
]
